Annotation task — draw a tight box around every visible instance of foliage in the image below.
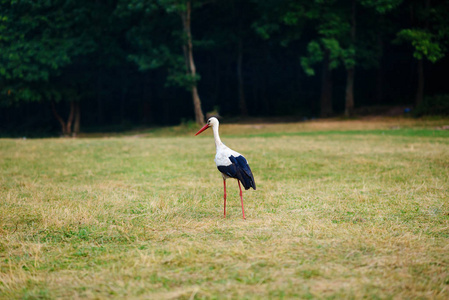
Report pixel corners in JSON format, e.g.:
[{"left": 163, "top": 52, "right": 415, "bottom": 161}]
[
  {"left": 413, "top": 94, "right": 449, "bottom": 117},
  {"left": 359, "top": 0, "right": 403, "bottom": 13},
  {"left": 252, "top": 0, "right": 304, "bottom": 44},
  {"left": 0, "top": 0, "right": 97, "bottom": 105},
  {"left": 396, "top": 29, "right": 445, "bottom": 63},
  {"left": 301, "top": 38, "right": 344, "bottom": 76},
  {"left": 300, "top": 0, "right": 401, "bottom": 76},
  {"left": 395, "top": 0, "right": 449, "bottom": 63},
  {"left": 124, "top": 0, "right": 206, "bottom": 90}
]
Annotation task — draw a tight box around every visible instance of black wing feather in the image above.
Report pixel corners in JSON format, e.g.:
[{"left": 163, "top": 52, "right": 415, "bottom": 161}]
[
  {"left": 217, "top": 163, "right": 238, "bottom": 178},
  {"left": 217, "top": 155, "right": 256, "bottom": 190}
]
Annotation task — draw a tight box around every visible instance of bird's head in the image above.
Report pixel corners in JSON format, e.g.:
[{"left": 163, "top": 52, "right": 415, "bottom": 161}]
[{"left": 195, "top": 117, "right": 219, "bottom": 136}]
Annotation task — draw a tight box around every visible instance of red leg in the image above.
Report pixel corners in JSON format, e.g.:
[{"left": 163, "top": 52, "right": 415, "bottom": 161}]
[
  {"left": 238, "top": 181, "right": 246, "bottom": 219},
  {"left": 223, "top": 179, "right": 227, "bottom": 218}
]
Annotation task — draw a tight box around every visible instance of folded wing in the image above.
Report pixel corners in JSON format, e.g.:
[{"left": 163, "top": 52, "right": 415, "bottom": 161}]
[{"left": 217, "top": 155, "right": 256, "bottom": 190}]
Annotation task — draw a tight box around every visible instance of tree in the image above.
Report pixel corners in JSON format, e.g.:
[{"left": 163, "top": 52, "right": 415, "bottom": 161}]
[
  {"left": 300, "top": 5, "right": 344, "bottom": 118},
  {"left": 252, "top": 0, "right": 311, "bottom": 114},
  {"left": 179, "top": 0, "right": 205, "bottom": 124},
  {"left": 126, "top": 0, "right": 207, "bottom": 125},
  {"left": 395, "top": 0, "right": 449, "bottom": 105},
  {"left": 299, "top": 1, "right": 356, "bottom": 117},
  {"left": 197, "top": 0, "right": 259, "bottom": 116},
  {"left": 0, "top": 0, "right": 98, "bottom": 136},
  {"left": 301, "top": 0, "right": 402, "bottom": 117}
]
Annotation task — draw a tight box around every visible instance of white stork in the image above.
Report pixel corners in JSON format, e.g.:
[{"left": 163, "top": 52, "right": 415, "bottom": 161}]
[{"left": 195, "top": 117, "right": 256, "bottom": 219}]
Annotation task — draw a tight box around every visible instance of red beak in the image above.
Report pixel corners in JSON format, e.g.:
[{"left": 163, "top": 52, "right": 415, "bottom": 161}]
[{"left": 195, "top": 124, "right": 209, "bottom": 136}]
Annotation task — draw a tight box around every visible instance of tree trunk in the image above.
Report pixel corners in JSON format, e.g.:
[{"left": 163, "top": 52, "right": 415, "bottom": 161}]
[
  {"left": 416, "top": 59, "right": 424, "bottom": 106},
  {"left": 120, "top": 87, "right": 127, "bottom": 124},
  {"left": 376, "top": 67, "right": 383, "bottom": 104},
  {"left": 66, "top": 101, "right": 75, "bottom": 136},
  {"left": 414, "top": 0, "right": 430, "bottom": 106},
  {"left": 376, "top": 19, "right": 384, "bottom": 104},
  {"left": 214, "top": 57, "right": 220, "bottom": 106},
  {"left": 191, "top": 86, "right": 204, "bottom": 124},
  {"left": 345, "top": 68, "right": 355, "bottom": 117},
  {"left": 73, "top": 101, "right": 80, "bottom": 137},
  {"left": 345, "top": 0, "right": 356, "bottom": 117},
  {"left": 142, "top": 73, "right": 152, "bottom": 124},
  {"left": 320, "top": 51, "right": 333, "bottom": 118},
  {"left": 51, "top": 102, "right": 67, "bottom": 135},
  {"left": 97, "top": 72, "right": 103, "bottom": 125},
  {"left": 51, "top": 101, "right": 76, "bottom": 137},
  {"left": 237, "top": 37, "right": 248, "bottom": 116},
  {"left": 181, "top": 1, "right": 205, "bottom": 125},
  {"left": 262, "top": 45, "right": 270, "bottom": 113}
]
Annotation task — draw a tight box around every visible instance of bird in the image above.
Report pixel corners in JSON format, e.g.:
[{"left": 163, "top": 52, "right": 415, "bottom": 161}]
[{"left": 195, "top": 117, "right": 256, "bottom": 219}]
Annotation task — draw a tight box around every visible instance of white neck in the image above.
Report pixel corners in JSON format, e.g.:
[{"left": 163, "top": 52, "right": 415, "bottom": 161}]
[{"left": 212, "top": 124, "right": 223, "bottom": 148}]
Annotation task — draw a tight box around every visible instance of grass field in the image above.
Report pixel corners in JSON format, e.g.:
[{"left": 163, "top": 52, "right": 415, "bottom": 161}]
[{"left": 1, "top": 117, "right": 449, "bottom": 299}]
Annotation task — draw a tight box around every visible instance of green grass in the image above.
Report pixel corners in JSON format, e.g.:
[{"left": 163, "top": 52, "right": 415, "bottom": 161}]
[{"left": 1, "top": 118, "right": 449, "bottom": 299}]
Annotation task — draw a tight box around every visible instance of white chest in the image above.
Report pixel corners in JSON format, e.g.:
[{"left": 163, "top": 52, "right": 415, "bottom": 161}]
[{"left": 214, "top": 144, "right": 241, "bottom": 167}]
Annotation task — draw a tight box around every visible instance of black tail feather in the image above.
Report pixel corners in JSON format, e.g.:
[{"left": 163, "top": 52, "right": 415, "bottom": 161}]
[{"left": 239, "top": 170, "right": 256, "bottom": 190}]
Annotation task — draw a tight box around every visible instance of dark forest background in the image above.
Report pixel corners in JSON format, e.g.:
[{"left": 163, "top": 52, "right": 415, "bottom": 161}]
[{"left": 1, "top": 0, "right": 448, "bottom": 137}]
